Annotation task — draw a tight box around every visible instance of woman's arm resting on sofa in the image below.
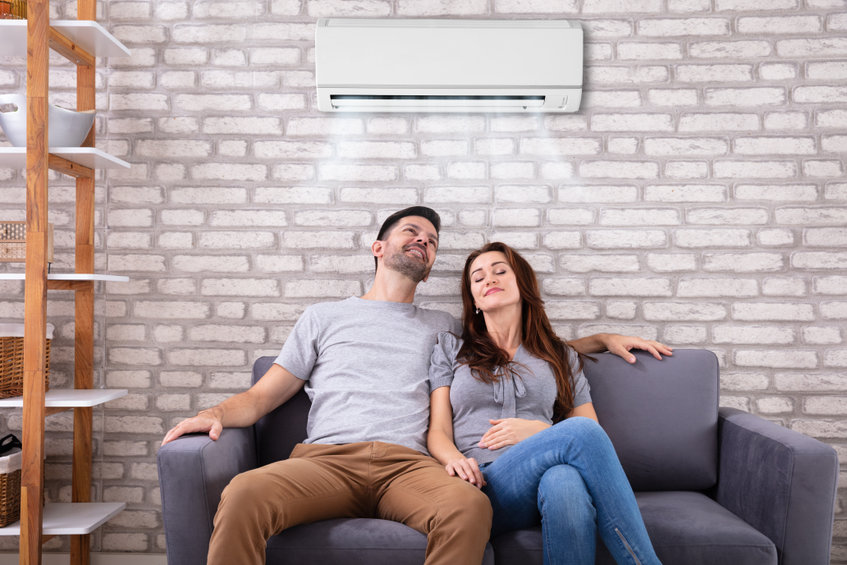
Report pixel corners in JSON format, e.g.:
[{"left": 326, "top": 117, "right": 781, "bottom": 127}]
[{"left": 569, "top": 333, "right": 673, "bottom": 363}]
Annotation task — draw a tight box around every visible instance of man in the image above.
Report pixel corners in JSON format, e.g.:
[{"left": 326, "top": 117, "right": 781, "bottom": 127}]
[{"left": 162, "top": 206, "right": 670, "bottom": 565}]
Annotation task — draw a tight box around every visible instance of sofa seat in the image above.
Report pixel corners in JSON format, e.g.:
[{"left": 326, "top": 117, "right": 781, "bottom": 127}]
[
  {"left": 263, "top": 490, "right": 776, "bottom": 565},
  {"left": 637, "top": 492, "right": 777, "bottom": 565},
  {"left": 491, "top": 491, "right": 777, "bottom": 565},
  {"left": 266, "top": 518, "right": 496, "bottom": 565}
]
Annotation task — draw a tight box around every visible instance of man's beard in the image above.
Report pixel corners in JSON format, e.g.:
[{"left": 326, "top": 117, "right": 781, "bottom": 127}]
[{"left": 384, "top": 246, "right": 430, "bottom": 283}]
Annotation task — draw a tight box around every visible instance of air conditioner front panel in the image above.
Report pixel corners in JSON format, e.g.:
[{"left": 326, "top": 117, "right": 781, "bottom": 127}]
[{"left": 315, "top": 19, "right": 583, "bottom": 113}]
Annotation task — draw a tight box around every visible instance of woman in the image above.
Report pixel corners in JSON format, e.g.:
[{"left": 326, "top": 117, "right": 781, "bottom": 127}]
[{"left": 428, "top": 242, "right": 662, "bottom": 565}]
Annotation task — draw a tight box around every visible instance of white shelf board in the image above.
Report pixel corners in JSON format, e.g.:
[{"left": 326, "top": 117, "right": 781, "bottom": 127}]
[
  {"left": 0, "top": 503, "right": 125, "bottom": 536},
  {"left": 0, "top": 20, "right": 130, "bottom": 58},
  {"left": 0, "top": 147, "right": 130, "bottom": 170},
  {"left": 0, "top": 389, "right": 128, "bottom": 408},
  {"left": 0, "top": 273, "right": 130, "bottom": 282}
]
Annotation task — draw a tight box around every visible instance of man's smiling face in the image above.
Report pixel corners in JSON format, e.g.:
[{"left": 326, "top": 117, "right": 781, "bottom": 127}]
[{"left": 380, "top": 216, "right": 439, "bottom": 283}]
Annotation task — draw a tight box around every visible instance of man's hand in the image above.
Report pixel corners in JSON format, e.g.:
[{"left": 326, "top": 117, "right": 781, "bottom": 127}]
[
  {"left": 603, "top": 334, "right": 673, "bottom": 364},
  {"left": 161, "top": 408, "right": 223, "bottom": 446},
  {"left": 444, "top": 455, "right": 486, "bottom": 488},
  {"left": 479, "top": 418, "right": 549, "bottom": 450}
]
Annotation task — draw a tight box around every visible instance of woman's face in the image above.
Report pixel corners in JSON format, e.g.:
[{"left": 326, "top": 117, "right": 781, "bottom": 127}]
[{"left": 468, "top": 251, "right": 521, "bottom": 314}]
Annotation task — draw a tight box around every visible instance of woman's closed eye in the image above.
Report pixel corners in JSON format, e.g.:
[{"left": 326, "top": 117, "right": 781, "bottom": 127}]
[{"left": 476, "top": 271, "right": 506, "bottom": 283}]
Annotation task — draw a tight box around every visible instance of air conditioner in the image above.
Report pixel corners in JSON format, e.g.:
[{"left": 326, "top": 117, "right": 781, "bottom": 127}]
[{"left": 315, "top": 18, "right": 583, "bottom": 113}]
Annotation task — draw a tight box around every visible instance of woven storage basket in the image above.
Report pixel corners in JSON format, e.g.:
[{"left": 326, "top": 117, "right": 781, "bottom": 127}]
[
  {"left": 0, "top": 447, "right": 21, "bottom": 527},
  {"left": 11, "top": 0, "right": 26, "bottom": 18},
  {"left": 0, "top": 323, "right": 53, "bottom": 399},
  {"left": 0, "top": 222, "right": 53, "bottom": 263}
]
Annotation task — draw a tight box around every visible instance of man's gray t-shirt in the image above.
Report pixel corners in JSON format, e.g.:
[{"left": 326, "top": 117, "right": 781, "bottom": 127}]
[
  {"left": 429, "top": 332, "right": 592, "bottom": 465},
  {"left": 274, "top": 297, "right": 459, "bottom": 454}
]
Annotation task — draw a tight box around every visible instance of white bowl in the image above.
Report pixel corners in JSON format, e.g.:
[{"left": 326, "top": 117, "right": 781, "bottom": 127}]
[{"left": 0, "top": 93, "right": 95, "bottom": 147}]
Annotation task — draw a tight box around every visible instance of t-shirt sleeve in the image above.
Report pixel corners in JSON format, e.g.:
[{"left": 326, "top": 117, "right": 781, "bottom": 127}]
[
  {"left": 273, "top": 306, "right": 320, "bottom": 381},
  {"left": 569, "top": 348, "right": 592, "bottom": 407},
  {"left": 448, "top": 314, "right": 461, "bottom": 335},
  {"left": 429, "top": 331, "right": 460, "bottom": 394}
]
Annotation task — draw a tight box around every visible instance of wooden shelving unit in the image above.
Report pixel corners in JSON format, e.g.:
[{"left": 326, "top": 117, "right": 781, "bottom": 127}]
[{"left": 1, "top": 5, "right": 130, "bottom": 565}]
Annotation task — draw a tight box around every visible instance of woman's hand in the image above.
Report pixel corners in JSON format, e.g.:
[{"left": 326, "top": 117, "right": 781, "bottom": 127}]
[
  {"left": 602, "top": 334, "right": 673, "bottom": 364},
  {"left": 479, "top": 418, "right": 550, "bottom": 450},
  {"left": 429, "top": 388, "right": 486, "bottom": 487},
  {"left": 444, "top": 456, "right": 486, "bottom": 488}
]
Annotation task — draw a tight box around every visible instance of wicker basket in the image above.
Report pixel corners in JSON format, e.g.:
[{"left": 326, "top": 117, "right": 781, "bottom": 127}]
[
  {"left": 0, "top": 447, "right": 21, "bottom": 527},
  {"left": 0, "top": 222, "right": 53, "bottom": 263},
  {"left": 11, "top": 0, "right": 26, "bottom": 18},
  {"left": 0, "top": 323, "right": 53, "bottom": 399},
  {"left": 0, "top": 0, "right": 24, "bottom": 18}
]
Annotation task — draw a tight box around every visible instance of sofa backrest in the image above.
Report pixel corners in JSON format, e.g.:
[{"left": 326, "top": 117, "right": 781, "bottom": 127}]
[
  {"left": 252, "top": 356, "right": 309, "bottom": 467},
  {"left": 583, "top": 349, "right": 719, "bottom": 491},
  {"left": 253, "top": 348, "right": 719, "bottom": 491}
]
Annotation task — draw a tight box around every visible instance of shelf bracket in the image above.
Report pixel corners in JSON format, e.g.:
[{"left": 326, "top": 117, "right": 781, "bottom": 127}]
[
  {"left": 48, "top": 27, "right": 95, "bottom": 67},
  {"left": 48, "top": 154, "right": 94, "bottom": 179}
]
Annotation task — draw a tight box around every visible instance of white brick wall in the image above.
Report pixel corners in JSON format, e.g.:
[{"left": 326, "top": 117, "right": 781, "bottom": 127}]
[{"left": 0, "top": 0, "right": 845, "bottom": 559}]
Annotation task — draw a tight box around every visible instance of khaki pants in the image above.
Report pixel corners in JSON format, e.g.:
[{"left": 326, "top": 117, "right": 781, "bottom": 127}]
[{"left": 207, "top": 441, "right": 492, "bottom": 565}]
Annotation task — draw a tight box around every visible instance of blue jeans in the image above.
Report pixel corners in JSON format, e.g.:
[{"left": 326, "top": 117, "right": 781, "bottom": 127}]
[{"left": 481, "top": 417, "right": 661, "bottom": 565}]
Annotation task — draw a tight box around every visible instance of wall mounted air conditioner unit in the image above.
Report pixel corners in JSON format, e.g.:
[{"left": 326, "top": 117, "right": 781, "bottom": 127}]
[{"left": 315, "top": 18, "right": 583, "bottom": 113}]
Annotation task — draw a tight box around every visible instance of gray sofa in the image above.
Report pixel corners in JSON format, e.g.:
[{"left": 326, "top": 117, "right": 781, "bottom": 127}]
[{"left": 158, "top": 349, "right": 838, "bottom": 565}]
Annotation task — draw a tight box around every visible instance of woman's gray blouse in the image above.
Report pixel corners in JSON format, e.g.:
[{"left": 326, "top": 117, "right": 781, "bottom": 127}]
[{"left": 429, "top": 332, "right": 592, "bottom": 465}]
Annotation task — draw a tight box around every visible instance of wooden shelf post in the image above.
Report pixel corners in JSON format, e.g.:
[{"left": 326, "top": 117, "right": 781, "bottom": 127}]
[
  {"left": 71, "top": 1, "right": 97, "bottom": 558},
  {"left": 22, "top": 0, "right": 50, "bottom": 561}
]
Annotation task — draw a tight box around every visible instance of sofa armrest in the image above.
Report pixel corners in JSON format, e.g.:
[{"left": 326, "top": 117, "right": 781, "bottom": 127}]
[
  {"left": 716, "top": 407, "right": 838, "bottom": 565},
  {"left": 158, "top": 427, "right": 257, "bottom": 565}
]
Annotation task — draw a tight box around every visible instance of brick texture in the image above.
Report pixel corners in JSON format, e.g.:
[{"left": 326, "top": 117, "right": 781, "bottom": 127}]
[{"left": 0, "top": 0, "right": 846, "bottom": 559}]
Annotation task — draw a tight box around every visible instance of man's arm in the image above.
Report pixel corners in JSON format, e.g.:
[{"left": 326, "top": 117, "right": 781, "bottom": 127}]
[
  {"left": 161, "top": 363, "right": 305, "bottom": 445},
  {"left": 569, "top": 333, "right": 673, "bottom": 364}
]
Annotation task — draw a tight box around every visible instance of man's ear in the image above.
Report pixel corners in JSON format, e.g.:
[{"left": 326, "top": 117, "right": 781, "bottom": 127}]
[{"left": 371, "top": 240, "right": 384, "bottom": 261}]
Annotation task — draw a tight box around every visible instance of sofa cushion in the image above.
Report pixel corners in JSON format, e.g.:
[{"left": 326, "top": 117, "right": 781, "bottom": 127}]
[
  {"left": 267, "top": 518, "right": 426, "bottom": 565},
  {"left": 491, "top": 491, "right": 777, "bottom": 565},
  {"left": 266, "top": 518, "right": 495, "bottom": 565},
  {"left": 583, "top": 349, "right": 719, "bottom": 491}
]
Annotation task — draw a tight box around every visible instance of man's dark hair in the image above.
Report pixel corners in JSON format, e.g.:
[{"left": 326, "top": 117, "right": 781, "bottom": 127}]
[{"left": 374, "top": 206, "right": 441, "bottom": 271}]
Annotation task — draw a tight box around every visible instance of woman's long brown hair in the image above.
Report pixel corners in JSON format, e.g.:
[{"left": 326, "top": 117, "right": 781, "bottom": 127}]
[{"left": 458, "top": 242, "right": 580, "bottom": 421}]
